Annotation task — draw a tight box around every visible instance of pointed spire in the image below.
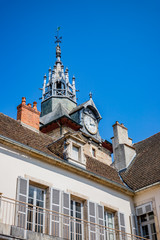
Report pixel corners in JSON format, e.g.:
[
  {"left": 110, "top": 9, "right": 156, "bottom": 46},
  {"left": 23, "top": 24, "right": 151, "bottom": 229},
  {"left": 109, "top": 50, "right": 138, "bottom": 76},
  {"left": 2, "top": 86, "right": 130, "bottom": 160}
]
[
  {"left": 55, "top": 27, "right": 62, "bottom": 64},
  {"left": 49, "top": 67, "right": 52, "bottom": 83},
  {"left": 40, "top": 29, "right": 77, "bottom": 104},
  {"left": 72, "top": 75, "right": 76, "bottom": 102},
  {"left": 42, "top": 74, "right": 47, "bottom": 100}
]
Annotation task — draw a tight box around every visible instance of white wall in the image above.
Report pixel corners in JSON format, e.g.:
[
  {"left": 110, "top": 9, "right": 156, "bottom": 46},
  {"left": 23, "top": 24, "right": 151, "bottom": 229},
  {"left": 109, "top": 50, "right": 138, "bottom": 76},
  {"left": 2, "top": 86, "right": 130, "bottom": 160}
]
[
  {"left": 134, "top": 186, "right": 160, "bottom": 239},
  {"left": 0, "top": 143, "right": 134, "bottom": 234}
]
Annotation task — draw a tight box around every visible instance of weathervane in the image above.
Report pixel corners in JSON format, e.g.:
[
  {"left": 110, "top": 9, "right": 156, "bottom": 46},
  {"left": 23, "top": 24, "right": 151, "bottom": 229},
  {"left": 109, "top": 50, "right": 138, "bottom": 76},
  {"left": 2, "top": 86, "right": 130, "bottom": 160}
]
[
  {"left": 89, "top": 92, "right": 93, "bottom": 99},
  {"left": 55, "top": 27, "right": 62, "bottom": 45}
]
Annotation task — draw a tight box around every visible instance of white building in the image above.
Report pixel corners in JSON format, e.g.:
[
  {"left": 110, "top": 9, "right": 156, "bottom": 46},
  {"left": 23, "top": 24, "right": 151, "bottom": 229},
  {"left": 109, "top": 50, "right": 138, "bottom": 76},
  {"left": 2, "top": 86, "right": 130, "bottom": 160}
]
[{"left": 0, "top": 33, "right": 159, "bottom": 240}]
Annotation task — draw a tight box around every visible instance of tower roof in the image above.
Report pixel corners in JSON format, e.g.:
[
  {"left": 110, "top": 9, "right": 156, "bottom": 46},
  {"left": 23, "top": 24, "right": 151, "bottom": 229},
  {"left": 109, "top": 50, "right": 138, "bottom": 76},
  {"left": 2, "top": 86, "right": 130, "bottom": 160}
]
[{"left": 40, "top": 30, "right": 77, "bottom": 104}]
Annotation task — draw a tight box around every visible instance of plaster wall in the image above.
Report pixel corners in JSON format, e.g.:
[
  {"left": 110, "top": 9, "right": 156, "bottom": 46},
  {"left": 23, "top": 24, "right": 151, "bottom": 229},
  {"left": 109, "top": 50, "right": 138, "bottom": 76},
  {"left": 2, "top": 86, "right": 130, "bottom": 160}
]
[
  {"left": 0, "top": 143, "right": 134, "bottom": 234},
  {"left": 134, "top": 185, "right": 160, "bottom": 240}
]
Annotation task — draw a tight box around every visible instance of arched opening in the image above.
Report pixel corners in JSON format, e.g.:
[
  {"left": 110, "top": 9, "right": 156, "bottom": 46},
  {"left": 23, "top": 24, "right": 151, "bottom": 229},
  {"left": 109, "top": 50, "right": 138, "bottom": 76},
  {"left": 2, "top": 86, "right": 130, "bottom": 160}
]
[{"left": 55, "top": 81, "right": 66, "bottom": 95}]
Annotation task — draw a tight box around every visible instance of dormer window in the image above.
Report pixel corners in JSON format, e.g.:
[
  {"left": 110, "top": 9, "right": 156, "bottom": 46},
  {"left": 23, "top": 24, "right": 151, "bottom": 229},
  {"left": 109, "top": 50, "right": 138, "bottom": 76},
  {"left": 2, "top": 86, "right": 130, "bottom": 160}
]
[{"left": 72, "top": 145, "right": 80, "bottom": 161}]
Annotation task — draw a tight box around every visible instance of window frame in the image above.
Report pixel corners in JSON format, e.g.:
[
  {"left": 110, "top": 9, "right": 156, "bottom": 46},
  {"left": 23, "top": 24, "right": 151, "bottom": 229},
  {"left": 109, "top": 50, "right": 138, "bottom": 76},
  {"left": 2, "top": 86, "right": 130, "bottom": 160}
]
[
  {"left": 104, "top": 210, "right": 115, "bottom": 240},
  {"left": 71, "top": 199, "right": 84, "bottom": 240},
  {"left": 139, "top": 212, "right": 157, "bottom": 240},
  {"left": 27, "top": 184, "right": 46, "bottom": 233},
  {"left": 71, "top": 143, "right": 82, "bottom": 163}
]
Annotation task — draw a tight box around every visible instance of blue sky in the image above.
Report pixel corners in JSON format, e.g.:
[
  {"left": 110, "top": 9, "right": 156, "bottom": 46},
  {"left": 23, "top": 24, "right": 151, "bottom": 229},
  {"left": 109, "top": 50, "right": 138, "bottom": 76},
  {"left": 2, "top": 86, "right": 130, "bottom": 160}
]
[{"left": 0, "top": 0, "right": 160, "bottom": 143}]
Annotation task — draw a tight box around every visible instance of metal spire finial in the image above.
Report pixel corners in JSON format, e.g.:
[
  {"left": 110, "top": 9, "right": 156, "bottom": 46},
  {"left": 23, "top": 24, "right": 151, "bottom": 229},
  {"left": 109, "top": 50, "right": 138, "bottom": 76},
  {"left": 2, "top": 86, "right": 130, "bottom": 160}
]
[
  {"left": 55, "top": 27, "right": 62, "bottom": 45},
  {"left": 89, "top": 92, "right": 92, "bottom": 99}
]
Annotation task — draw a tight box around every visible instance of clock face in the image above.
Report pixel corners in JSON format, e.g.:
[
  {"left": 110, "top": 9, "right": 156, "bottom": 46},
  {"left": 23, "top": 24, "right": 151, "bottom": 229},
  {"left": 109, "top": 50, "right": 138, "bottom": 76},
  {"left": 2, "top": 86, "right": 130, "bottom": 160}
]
[{"left": 84, "top": 115, "right": 98, "bottom": 135}]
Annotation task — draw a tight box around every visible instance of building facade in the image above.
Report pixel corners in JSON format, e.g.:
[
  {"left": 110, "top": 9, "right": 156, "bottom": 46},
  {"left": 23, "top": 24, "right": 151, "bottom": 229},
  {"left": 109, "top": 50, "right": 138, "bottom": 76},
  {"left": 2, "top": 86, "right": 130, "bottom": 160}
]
[{"left": 0, "top": 34, "right": 159, "bottom": 240}]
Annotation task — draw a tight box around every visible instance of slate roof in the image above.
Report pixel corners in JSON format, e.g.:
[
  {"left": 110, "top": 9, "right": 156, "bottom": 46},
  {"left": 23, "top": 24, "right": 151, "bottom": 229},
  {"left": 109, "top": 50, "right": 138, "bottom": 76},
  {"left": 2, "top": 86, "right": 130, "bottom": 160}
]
[
  {"left": 69, "top": 101, "right": 88, "bottom": 115},
  {"left": 120, "top": 132, "right": 160, "bottom": 191},
  {"left": 40, "top": 103, "right": 71, "bottom": 126}
]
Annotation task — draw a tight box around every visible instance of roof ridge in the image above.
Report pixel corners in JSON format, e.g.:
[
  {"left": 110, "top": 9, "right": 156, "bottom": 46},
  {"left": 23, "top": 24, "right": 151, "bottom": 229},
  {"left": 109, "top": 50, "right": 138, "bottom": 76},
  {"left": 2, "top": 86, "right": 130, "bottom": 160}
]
[{"left": 134, "top": 131, "right": 160, "bottom": 146}]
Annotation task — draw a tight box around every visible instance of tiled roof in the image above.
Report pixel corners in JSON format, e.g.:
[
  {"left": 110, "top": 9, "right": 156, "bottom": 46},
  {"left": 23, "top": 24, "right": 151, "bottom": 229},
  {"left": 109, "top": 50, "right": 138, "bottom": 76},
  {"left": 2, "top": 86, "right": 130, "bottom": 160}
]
[
  {"left": 0, "top": 113, "right": 59, "bottom": 158},
  {"left": 47, "top": 137, "right": 65, "bottom": 159},
  {"left": 86, "top": 155, "right": 125, "bottom": 186},
  {"left": 0, "top": 113, "right": 125, "bottom": 188},
  {"left": 120, "top": 132, "right": 160, "bottom": 191}
]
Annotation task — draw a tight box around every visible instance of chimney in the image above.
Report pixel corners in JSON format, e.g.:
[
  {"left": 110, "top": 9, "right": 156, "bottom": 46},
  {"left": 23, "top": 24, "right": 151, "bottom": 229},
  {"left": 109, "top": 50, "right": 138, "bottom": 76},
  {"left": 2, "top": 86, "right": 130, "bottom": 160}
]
[
  {"left": 17, "top": 97, "right": 40, "bottom": 131},
  {"left": 111, "top": 121, "right": 136, "bottom": 171}
]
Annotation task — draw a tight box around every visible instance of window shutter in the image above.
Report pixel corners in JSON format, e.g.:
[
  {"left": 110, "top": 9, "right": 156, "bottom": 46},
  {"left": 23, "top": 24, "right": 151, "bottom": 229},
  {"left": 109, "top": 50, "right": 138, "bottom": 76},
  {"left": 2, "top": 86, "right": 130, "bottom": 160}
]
[
  {"left": 88, "top": 201, "right": 96, "bottom": 240},
  {"left": 130, "top": 214, "right": 138, "bottom": 237},
  {"left": 118, "top": 212, "right": 126, "bottom": 240},
  {"left": 136, "top": 202, "right": 152, "bottom": 216},
  {"left": 16, "top": 177, "right": 29, "bottom": 229},
  {"left": 97, "top": 204, "right": 105, "bottom": 240},
  {"left": 49, "top": 188, "right": 61, "bottom": 237},
  {"left": 62, "top": 192, "right": 70, "bottom": 239}
]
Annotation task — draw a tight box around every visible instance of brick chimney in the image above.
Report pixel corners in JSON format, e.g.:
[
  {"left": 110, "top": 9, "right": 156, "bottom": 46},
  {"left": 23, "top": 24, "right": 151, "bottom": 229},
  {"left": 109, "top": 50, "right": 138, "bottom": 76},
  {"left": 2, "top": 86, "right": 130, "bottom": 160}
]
[
  {"left": 111, "top": 121, "right": 136, "bottom": 171},
  {"left": 17, "top": 97, "right": 40, "bottom": 130}
]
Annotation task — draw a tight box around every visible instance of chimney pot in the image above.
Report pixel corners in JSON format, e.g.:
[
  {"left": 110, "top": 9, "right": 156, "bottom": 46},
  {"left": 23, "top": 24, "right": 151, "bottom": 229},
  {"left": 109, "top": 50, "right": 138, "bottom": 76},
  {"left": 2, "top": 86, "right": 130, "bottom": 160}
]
[
  {"left": 33, "top": 101, "right": 37, "bottom": 110},
  {"left": 27, "top": 103, "right": 31, "bottom": 107},
  {"left": 22, "top": 97, "right": 26, "bottom": 105}
]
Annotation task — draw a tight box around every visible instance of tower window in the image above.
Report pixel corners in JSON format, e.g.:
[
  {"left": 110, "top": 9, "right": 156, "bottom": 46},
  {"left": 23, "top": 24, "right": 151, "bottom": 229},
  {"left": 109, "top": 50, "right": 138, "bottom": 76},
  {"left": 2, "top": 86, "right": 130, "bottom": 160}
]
[
  {"left": 92, "top": 148, "right": 96, "bottom": 157},
  {"left": 56, "top": 82, "right": 62, "bottom": 89}
]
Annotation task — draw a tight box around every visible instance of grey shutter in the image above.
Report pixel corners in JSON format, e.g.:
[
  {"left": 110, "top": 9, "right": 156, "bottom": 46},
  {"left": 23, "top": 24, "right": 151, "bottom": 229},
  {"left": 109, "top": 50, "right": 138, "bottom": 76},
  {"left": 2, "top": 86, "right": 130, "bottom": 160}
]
[
  {"left": 97, "top": 204, "right": 105, "bottom": 240},
  {"left": 50, "top": 188, "right": 61, "bottom": 237},
  {"left": 62, "top": 192, "right": 70, "bottom": 239},
  {"left": 130, "top": 214, "right": 138, "bottom": 238},
  {"left": 16, "top": 177, "right": 29, "bottom": 229},
  {"left": 118, "top": 212, "right": 126, "bottom": 240},
  {"left": 88, "top": 201, "right": 96, "bottom": 240}
]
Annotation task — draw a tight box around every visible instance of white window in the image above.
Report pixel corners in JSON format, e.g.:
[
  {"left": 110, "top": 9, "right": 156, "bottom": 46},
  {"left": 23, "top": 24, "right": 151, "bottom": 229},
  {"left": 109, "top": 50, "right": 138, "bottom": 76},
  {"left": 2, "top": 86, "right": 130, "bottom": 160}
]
[
  {"left": 105, "top": 211, "right": 115, "bottom": 240},
  {"left": 72, "top": 145, "right": 80, "bottom": 161},
  {"left": 71, "top": 200, "right": 83, "bottom": 240},
  {"left": 139, "top": 212, "right": 157, "bottom": 240},
  {"left": 27, "top": 185, "right": 45, "bottom": 233}
]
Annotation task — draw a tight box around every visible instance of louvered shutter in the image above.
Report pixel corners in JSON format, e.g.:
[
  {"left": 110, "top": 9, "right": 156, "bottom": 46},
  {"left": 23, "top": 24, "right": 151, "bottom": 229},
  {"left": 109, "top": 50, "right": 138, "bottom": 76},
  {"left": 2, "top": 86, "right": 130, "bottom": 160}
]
[
  {"left": 16, "top": 177, "right": 29, "bottom": 229},
  {"left": 136, "top": 202, "right": 152, "bottom": 216},
  {"left": 130, "top": 214, "right": 138, "bottom": 237},
  {"left": 88, "top": 201, "right": 96, "bottom": 240},
  {"left": 118, "top": 212, "right": 126, "bottom": 240},
  {"left": 62, "top": 192, "right": 70, "bottom": 239},
  {"left": 49, "top": 188, "right": 61, "bottom": 237},
  {"left": 97, "top": 204, "right": 105, "bottom": 240}
]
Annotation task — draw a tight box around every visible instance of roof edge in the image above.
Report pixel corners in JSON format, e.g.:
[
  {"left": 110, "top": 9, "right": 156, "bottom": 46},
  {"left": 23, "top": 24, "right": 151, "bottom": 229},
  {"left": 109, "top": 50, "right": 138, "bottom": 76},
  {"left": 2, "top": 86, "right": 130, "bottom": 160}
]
[{"left": 135, "top": 181, "right": 160, "bottom": 193}]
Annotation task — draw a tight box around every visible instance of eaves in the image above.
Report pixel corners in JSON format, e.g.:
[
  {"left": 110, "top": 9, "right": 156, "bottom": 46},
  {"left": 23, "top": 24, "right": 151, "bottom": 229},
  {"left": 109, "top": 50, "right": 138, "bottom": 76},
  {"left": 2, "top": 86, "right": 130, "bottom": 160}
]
[{"left": 0, "top": 134, "right": 134, "bottom": 196}]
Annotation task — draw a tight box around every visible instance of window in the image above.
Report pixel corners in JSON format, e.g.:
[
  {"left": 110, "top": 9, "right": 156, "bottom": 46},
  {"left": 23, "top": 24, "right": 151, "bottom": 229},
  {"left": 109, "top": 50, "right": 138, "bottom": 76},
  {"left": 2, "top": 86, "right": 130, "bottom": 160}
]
[
  {"left": 105, "top": 211, "right": 115, "bottom": 240},
  {"left": 92, "top": 148, "right": 96, "bottom": 157},
  {"left": 72, "top": 145, "right": 80, "bottom": 161},
  {"left": 27, "top": 185, "right": 45, "bottom": 233},
  {"left": 71, "top": 200, "right": 83, "bottom": 240},
  {"left": 139, "top": 212, "right": 157, "bottom": 240}
]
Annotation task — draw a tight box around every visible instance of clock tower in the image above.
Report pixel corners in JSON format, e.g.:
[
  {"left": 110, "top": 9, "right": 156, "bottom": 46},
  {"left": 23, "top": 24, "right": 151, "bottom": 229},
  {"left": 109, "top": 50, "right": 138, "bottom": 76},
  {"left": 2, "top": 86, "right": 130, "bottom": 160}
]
[{"left": 40, "top": 31, "right": 112, "bottom": 166}]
